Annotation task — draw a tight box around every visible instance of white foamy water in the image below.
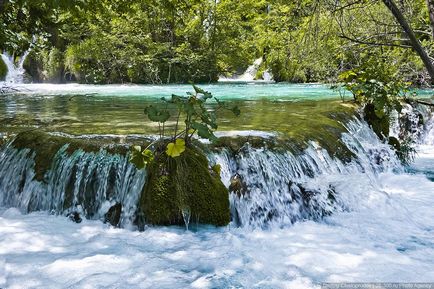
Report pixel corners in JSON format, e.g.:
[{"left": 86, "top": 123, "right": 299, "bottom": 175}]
[
  {"left": 219, "top": 58, "right": 274, "bottom": 82},
  {"left": 0, "top": 167, "right": 433, "bottom": 288},
  {"left": 1, "top": 116, "right": 433, "bottom": 288},
  {"left": 1, "top": 51, "right": 29, "bottom": 84}
]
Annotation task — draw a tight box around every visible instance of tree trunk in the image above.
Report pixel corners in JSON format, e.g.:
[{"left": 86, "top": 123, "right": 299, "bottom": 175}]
[
  {"left": 382, "top": 0, "right": 434, "bottom": 84},
  {"left": 427, "top": 0, "right": 434, "bottom": 39}
]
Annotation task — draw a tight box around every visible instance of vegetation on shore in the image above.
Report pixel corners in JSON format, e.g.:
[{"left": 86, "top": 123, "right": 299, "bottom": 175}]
[
  {"left": 0, "top": 57, "right": 7, "bottom": 81},
  {"left": 2, "top": 0, "right": 434, "bottom": 85}
]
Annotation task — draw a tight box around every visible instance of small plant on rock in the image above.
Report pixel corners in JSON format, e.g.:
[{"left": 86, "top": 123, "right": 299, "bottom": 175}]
[
  {"left": 130, "top": 85, "right": 239, "bottom": 227},
  {"left": 130, "top": 85, "right": 240, "bottom": 168}
]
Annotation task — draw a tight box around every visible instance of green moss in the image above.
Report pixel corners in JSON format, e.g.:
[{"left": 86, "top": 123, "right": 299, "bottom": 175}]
[
  {"left": 0, "top": 56, "right": 7, "bottom": 81},
  {"left": 44, "top": 48, "right": 64, "bottom": 83},
  {"left": 140, "top": 145, "right": 230, "bottom": 227},
  {"left": 23, "top": 51, "right": 44, "bottom": 83}
]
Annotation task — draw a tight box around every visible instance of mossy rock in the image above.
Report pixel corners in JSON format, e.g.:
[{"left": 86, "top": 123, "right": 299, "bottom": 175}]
[
  {"left": 0, "top": 56, "right": 7, "bottom": 81},
  {"left": 23, "top": 51, "right": 44, "bottom": 83},
  {"left": 139, "top": 145, "right": 230, "bottom": 227},
  {"left": 364, "top": 103, "right": 389, "bottom": 139}
]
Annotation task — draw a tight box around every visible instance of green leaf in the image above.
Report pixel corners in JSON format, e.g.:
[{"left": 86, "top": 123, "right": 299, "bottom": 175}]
[
  {"left": 170, "top": 94, "right": 187, "bottom": 104},
  {"left": 200, "top": 110, "right": 218, "bottom": 129},
  {"left": 129, "top": 146, "right": 154, "bottom": 169},
  {"left": 338, "top": 70, "right": 357, "bottom": 82},
  {"left": 166, "top": 138, "right": 186, "bottom": 158},
  {"left": 144, "top": 105, "right": 170, "bottom": 122},
  {"left": 142, "top": 149, "right": 154, "bottom": 165},
  {"left": 191, "top": 121, "right": 217, "bottom": 142},
  {"left": 183, "top": 101, "right": 196, "bottom": 116},
  {"left": 130, "top": 146, "right": 145, "bottom": 169},
  {"left": 193, "top": 85, "right": 212, "bottom": 100}
]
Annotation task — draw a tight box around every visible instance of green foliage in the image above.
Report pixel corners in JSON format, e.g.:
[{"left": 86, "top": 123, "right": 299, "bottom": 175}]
[
  {"left": 339, "top": 60, "right": 407, "bottom": 123},
  {"left": 133, "top": 86, "right": 235, "bottom": 227},
  {"left": 166, "top": 139, "right": 186, "bottom": 158},
  {"left": 144, "top": 105, "right": 170, "bottom": 123},
  {"left": 23, "top": 50, "right": 44, "bottom": 82},
  {"left": 3, "top": 0, "right": 433, "bottom": 84},
  {"left": 129, "top": 146, "right": 154, "bottom": 170},
  {"left": 130, "top": 85, "right": 240, "bottom": 168},
  {"left": 339, "top": 58, "right": 418, "bottom": 163},
  {"left": 144, "top": 85, "right": 240, "bottom": 147},
  {"left": 0, "top": 57, "right": 7, "bottom": 81},
  {"left": 43, "top": 47, "right": 64, "bottom": 82}
]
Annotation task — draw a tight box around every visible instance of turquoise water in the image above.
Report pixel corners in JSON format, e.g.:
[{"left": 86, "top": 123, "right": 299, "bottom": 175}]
[
  {"left": 7, "top": 83, "right": 339, "bottom": 100},
  {"left": 0, "top": 82, "right": 431, "bottom": 136},
  {"left": 0, "top": 83, "right": 353, "bottom": 136}
]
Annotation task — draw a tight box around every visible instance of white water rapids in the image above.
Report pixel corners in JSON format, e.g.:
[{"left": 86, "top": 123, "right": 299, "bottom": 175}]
[{"left": 0, "top": 113, "right": 433, "bottom": 287}]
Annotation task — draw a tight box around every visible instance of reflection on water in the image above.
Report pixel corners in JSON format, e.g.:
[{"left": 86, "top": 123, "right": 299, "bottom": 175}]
[{"left": 0, "top": 93, "right": 354, "bottom": 138}]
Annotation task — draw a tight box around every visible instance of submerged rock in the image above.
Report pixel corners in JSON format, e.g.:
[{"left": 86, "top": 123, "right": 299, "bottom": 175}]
[
  {"left": 138, "top": 145, "right": 230, "bottom": 227},
  {"left": 364, "top": 103, "right": 390, "bottom": 139},
  {"left": 10, "top": 131, "right": 131, "bottom": 181}
]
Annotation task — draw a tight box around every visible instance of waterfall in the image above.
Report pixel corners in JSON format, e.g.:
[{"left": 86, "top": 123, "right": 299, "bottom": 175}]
[
  {"left": 0, "top": 111, "right": 431, "bottom": 229},
  {"left": 210, "top": 118, "right": 403, "bottom": 228},
  {"left": 219, "top": 58, "right": 274, "bottom": 82},
  {"left": 1, "top": 51, "right": 30, "bottom": 84},
  {"left": 0, "top": 144, "right": 146, "bottom": 228}
]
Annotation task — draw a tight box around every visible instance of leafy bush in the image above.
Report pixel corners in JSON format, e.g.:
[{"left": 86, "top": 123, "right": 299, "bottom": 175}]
[
  {"left": 339, "top": 62, "right": 408, "bottom": 122},
  {"left": 338, "top": 60, "right": 418, "bottom": 163},
  {"left": 130, "top": 85, "right": 240, "bottom": 169}
]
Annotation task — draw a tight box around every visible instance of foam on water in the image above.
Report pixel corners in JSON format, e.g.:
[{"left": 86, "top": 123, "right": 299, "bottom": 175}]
[
  {"left": 0, "top": 163, "right": 433, "bottom": 288},
  {"left": 0, "top": 101, "right": 433, "bottom": 287},
  {"left": 1, "top": 51, "right": 29, "bottom": 84}
]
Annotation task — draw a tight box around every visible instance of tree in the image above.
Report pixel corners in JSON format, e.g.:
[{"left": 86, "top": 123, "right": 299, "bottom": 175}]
[
  {"left": 426, "top": 0, "right": 434, "bottom": 39},
  {"left": 382, "top": 0, "right": 434, "bottom": 84}
]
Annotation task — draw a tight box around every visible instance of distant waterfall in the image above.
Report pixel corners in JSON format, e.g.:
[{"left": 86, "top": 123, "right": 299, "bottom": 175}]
[
  {"left": 1, "top": 51, "right": 30, "bottom": 84},
  {"left": 219, "top": 58, "right": 274, "bottom": 82}
]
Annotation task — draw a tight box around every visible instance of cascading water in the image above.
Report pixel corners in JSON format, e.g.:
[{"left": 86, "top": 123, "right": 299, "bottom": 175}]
[
  {"left": 211, "top": 118, "right": 403, "bottom": 228},
  {"left": 0, "top": 51, "right": 30, "bottom": 84},
  {"left": 219, "top": 58, "right": 274, "bottom": 82},
  {"left": 0, "top": 100, "right": 433, "bottom": 287},
  {"left": 1, "top": 112, "right": 430, "bottom": 229},
  {"left": 0, "top": 143, "right": 146, "bottom": 228}
]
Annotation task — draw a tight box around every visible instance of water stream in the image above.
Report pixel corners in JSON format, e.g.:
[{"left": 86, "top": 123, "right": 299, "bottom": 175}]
[
  {"left": 0, "top": 83, "right": 433, "bottom": 287},
  {"left": 1, "top": 51, "right": 30, "bottom": 84}
]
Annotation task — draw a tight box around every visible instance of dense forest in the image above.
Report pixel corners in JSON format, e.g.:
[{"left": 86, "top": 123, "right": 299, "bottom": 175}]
[{"left": 1, "top": 0, "right": 434, "bottom": 85}]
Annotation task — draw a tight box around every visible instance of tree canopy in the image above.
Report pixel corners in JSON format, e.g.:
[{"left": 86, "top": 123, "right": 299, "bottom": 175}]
[{"left": 1, "top": 0, "right": 434, "bottom": 85}]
